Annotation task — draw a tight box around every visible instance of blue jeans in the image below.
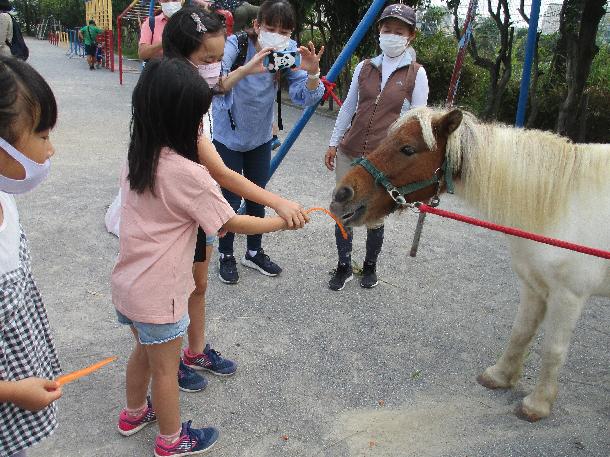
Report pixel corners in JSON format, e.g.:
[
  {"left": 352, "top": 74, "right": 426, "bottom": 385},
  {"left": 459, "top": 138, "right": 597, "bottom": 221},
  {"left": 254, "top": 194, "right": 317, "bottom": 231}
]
[
  {"left": 214, "top": 139, "right": 272, "bottom": 255},
  {"left": 116, "top": 310, "right": 190, "bottom": 345}
]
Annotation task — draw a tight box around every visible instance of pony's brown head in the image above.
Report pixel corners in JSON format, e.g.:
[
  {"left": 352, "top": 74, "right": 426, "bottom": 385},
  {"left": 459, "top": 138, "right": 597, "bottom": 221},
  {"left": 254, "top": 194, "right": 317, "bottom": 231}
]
[{"left": 330, "top": 108, "right": 463, "bottom": 227}]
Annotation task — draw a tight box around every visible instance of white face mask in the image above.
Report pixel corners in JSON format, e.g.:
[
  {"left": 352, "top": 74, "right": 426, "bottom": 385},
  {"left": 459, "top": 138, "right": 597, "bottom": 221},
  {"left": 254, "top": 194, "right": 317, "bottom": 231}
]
[
  {"left": 379, "top": 33, "right": 410, "bottom": 58},
  {"left": 0, "top": 137, "right": 51, "bottom": 194},
  {"left": 161, "top": 1, "right": 182, "bottom": 18},
  {"left": 258, "top": 29, "right": 290, "bottom": 51}
]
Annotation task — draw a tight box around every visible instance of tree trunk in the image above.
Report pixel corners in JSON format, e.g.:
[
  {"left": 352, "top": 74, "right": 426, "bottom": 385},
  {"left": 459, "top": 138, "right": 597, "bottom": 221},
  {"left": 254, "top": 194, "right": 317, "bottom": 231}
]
[{"left": 555, "top": 0, "right": 606, "bottom": 140}]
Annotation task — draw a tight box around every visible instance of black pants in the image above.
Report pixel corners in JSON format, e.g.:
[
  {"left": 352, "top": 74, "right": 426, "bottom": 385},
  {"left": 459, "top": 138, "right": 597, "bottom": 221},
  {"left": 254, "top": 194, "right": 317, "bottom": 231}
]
[
  {"left": 335, "top": 225, "right": 384, "bottom": 265},
  {"left": 214, "top": 139, "right": 272, "bottom": 255}
]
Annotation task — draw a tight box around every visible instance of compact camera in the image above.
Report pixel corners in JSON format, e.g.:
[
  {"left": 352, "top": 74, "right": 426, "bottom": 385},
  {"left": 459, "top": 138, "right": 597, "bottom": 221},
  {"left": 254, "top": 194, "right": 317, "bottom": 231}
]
[{"left": 263, "top": 50, "right": 301, "bottom": 73}]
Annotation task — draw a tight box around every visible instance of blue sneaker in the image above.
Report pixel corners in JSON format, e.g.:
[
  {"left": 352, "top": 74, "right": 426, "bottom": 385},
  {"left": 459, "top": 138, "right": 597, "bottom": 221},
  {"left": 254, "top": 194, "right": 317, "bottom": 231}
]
[
  {"left": 183, "top": 344, "right": 237, "bottom": 377},
  {"left": 154, "top": 420, "right": 219, "bottom": 456},
  {"left": 178, "top": 359, "right": 208, "bottom": 392}
]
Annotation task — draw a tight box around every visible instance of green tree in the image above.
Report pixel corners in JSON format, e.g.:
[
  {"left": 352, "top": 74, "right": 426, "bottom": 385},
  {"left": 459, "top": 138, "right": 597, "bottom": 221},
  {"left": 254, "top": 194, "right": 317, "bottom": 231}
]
[
  {"left": 11, "top": 0, "right": 41, "bottom": 35},
  {"left": 448, "top": 0, "right": 515, "bottom": 121},
  {"left": 39, "top": 0, "right": 85, "bottom": 28},
  {"left": 420, "top": 5, "right": 450, "bottom": 35},
  {"left": 554, "top": 0, "right": 607, "bottom": 140}
]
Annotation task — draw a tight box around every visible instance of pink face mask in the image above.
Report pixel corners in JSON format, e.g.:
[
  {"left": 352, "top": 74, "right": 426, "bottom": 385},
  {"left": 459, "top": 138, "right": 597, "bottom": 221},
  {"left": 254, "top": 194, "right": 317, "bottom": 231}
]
[{"left": 194, "top": 61, "right": 222, "bottom": 88}]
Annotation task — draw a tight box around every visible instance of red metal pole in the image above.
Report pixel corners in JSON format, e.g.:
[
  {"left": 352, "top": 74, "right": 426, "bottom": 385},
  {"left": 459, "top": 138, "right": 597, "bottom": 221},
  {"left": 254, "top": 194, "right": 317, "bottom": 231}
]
[
  {"left": 109, "top": 31, "right": 114, "bottom": 72},
  {"left": 117, "top": 15, "right": 123, "bottom": 84}
]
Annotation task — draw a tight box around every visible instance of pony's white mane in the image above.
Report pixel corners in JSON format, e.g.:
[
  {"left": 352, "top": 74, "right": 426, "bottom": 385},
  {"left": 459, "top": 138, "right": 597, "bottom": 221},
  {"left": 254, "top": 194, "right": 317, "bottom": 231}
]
[{"left": 390, "top": 107, "right": 610, "bottom": 232}]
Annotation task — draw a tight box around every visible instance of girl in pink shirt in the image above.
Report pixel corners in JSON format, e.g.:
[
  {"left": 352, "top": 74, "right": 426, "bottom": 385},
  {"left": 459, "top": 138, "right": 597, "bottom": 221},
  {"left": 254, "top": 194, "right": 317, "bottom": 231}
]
[
  {"left": 161, "top": 7, "right": 308, "bottom": 382},
  {"left": 111, "top": 58, "right": 301, "bottom": 456}
]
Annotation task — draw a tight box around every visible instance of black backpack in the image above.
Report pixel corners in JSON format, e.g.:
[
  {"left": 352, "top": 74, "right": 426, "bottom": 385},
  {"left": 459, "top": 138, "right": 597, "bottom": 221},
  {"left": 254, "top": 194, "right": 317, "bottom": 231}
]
[
  {"left": 228, "top": 31, "right": 284, "bottom": 131},
  {"left": 6, "top": 14, "right": 29, "bottom": 61}
]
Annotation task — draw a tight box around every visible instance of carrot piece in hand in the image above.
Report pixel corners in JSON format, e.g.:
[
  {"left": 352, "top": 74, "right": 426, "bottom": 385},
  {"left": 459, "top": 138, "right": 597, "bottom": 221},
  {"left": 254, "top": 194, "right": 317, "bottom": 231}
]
[{"left": 57, "top": 356, "right": 117, "bottom": 386}]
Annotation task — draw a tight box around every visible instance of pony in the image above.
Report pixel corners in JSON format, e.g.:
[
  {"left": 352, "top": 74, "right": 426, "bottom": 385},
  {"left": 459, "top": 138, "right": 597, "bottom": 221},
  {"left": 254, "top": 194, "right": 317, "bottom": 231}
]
[{"left": 329, "top": 107, "right": 610, "bottom": 421}]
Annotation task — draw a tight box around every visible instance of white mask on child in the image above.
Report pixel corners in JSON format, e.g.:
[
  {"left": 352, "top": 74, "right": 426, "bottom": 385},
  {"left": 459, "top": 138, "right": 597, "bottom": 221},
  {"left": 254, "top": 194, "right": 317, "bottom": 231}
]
[
  {"left": 379, "top": 33, "right": 410, "bottom": 58},
  {"left": 161, "top": 1, "right": 182, "bottom": 18},
  {"left": 0, "top": 137, "right": 51, "bottom": 194},
  {"left": 258, "top": 29, "right": 290, "bottom": 51}
]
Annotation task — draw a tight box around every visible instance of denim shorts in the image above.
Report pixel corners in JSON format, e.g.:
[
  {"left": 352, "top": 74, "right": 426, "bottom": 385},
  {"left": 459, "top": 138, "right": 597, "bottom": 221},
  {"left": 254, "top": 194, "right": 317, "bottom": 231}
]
[{"left": 116, "top": 310, "right": 190, "bottom": 345}]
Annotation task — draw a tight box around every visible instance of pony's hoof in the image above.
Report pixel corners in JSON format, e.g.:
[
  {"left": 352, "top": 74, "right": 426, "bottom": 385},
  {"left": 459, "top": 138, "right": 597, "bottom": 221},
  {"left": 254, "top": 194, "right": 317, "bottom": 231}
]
[
  {"left": 516, "top": 394, "right": 552, "bottom": 421},
  {"left": 477, "top": 372, "right": 513, "bottom": 390},
  {"left": 477, "top": 373, "right": 504, "bottom": 389},
  {"left": 515, "top": 403, "right": 545, "bottom": 422}
]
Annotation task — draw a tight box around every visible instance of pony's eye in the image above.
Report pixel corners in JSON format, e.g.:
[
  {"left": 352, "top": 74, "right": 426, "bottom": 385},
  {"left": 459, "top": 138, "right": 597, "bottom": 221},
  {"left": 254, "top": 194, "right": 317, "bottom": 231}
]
[{"left": 401, "top": 145, "right": 416, "bottom": 156}]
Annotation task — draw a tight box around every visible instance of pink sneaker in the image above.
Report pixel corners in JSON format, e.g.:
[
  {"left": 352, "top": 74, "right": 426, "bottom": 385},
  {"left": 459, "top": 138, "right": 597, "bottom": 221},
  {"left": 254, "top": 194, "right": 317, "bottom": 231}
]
[
  {"left": 182, "top": 344, "right": 237, "bottom": 376},
  {"left": 118, "top": 396, "right": 157, "bottom": 436}
]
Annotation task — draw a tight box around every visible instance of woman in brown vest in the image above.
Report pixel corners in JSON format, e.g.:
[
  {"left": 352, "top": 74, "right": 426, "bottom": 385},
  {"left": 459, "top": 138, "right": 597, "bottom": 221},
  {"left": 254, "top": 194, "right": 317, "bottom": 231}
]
[{"left": 324, "top": 3, "right": 429, "bottom": 291}]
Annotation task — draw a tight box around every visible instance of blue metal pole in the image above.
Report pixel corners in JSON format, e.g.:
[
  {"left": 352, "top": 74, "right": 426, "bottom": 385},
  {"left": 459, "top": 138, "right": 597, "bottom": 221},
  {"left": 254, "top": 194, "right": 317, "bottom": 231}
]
[
  {"left": 148, "top": 0, "right": 156, "bottom": 32},
  {"left": 515, "top": 0, "right": 542, "bottom": 127},
  {"left": 268, "top": 0, "right": 387, "bottom": 176}
]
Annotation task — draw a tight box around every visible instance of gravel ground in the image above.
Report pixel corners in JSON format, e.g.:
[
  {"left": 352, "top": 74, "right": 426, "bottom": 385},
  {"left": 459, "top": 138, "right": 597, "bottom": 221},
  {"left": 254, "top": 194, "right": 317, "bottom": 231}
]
[{"left": 18, "top": 38, "right": 610, "bottom": 457}]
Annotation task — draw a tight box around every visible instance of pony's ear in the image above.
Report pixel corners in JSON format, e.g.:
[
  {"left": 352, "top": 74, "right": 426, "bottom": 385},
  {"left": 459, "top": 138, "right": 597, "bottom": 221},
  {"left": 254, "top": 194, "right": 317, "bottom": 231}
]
[{"left": 438, "top": 109, "right": 463, "bottom": 136}]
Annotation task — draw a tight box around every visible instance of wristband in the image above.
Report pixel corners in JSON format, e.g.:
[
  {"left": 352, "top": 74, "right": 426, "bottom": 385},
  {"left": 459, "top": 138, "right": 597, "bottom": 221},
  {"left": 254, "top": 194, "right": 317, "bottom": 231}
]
[{"left": 307, "top": 71, "right": 320, "bottom": 80}]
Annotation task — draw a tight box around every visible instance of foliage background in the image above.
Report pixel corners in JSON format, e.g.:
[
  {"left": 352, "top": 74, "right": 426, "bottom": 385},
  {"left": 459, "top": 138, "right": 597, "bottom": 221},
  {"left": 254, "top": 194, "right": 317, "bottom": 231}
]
[{"left": 9, "top": 0, "right": 610, "bottom": 142}]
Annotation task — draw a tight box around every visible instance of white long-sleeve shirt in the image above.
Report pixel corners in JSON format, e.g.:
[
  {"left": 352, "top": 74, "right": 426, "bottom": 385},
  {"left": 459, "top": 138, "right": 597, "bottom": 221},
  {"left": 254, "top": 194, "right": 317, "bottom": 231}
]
[{"left": 329, "top": 50, "right": 429, "bottom": 147}]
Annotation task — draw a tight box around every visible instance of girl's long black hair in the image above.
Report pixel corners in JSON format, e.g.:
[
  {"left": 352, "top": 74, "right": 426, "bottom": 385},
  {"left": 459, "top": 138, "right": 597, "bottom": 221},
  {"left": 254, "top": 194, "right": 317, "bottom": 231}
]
[
  {"left": 127, "top": 58, "right": 212, "bottom": 195},
  {"left": 0, "top": 56, "right": 57, "bottom": 144},
  {"left": 162, "top": 6, "right": 225, "bottom": 60}
]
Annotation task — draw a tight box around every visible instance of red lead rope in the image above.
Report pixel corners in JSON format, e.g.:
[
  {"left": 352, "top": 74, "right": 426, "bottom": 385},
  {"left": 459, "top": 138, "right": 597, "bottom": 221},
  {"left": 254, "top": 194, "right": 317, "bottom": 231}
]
[
  {"left": 417, "top": 203, "right": 610, "bottom": 260},
  {"left": 321, "top": 77, "right": 343, "bottom": 107}
]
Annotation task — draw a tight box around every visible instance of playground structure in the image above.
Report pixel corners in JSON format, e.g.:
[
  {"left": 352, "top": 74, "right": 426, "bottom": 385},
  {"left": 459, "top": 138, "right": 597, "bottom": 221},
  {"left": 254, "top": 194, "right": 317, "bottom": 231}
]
[
  {"left": 44, "top": 0, "right": 115, "bottom": 71},
  {"left": 36, "top": 16, "right": 63, "bottom": 40},
  {"left": 85, "top": 0, "right": 113, "bottom": 31},
  {"left": 117, "top": 0, "right": 158, "bottom": 84}
]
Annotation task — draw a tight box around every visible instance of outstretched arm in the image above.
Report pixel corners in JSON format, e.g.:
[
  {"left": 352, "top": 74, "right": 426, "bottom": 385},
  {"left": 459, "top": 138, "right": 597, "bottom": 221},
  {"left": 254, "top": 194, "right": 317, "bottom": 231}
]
[
  {"left": 198, "top": 137, "right": 308, "bottom": 228},
  {"left": 222, "top": 214, "right": 289, "bottom": 235}
]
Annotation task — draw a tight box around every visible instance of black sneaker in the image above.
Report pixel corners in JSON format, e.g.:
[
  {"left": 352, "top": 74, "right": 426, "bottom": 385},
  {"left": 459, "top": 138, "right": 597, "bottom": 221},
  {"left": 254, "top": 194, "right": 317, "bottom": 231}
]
[
  {"left": 360, "top": 261, "right": 378, "bottom": 289},
  {"left": 329, "top": 263, "right": 353, "bottom": 291},
  {"left": 218, "top": 254, "right": 239, "bottom": 284},
  {"left": 270, "top": 135, "right": 282, "bottom": 150},
  {"left": 241, "top": 249, "right": 282, "bottom": 276}
]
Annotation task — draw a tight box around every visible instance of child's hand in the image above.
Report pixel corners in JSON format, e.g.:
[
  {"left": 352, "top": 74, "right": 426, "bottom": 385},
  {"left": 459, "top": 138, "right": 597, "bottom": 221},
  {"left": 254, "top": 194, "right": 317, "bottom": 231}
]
[
  {"left": 11, "top": 378, "right": 62, "bottom": 411},
  {"left": 242, "top": 47, "right": 274, "bottom": 75},
  {"left": 274, "top": 198, "right": 309, "bottom": 228},
  {"left": 298, "top": 41, "right": 324, "bottom": 74}
]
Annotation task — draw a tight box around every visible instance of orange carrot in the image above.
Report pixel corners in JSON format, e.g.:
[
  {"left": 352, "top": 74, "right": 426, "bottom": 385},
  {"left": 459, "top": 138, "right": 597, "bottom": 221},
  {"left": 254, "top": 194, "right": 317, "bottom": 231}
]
[
  {"left": 305, "top": 207, "right": 348, "bottom": 240},
  {"left": 57, "top": 356, "right": 117, "bottom": 386}
]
